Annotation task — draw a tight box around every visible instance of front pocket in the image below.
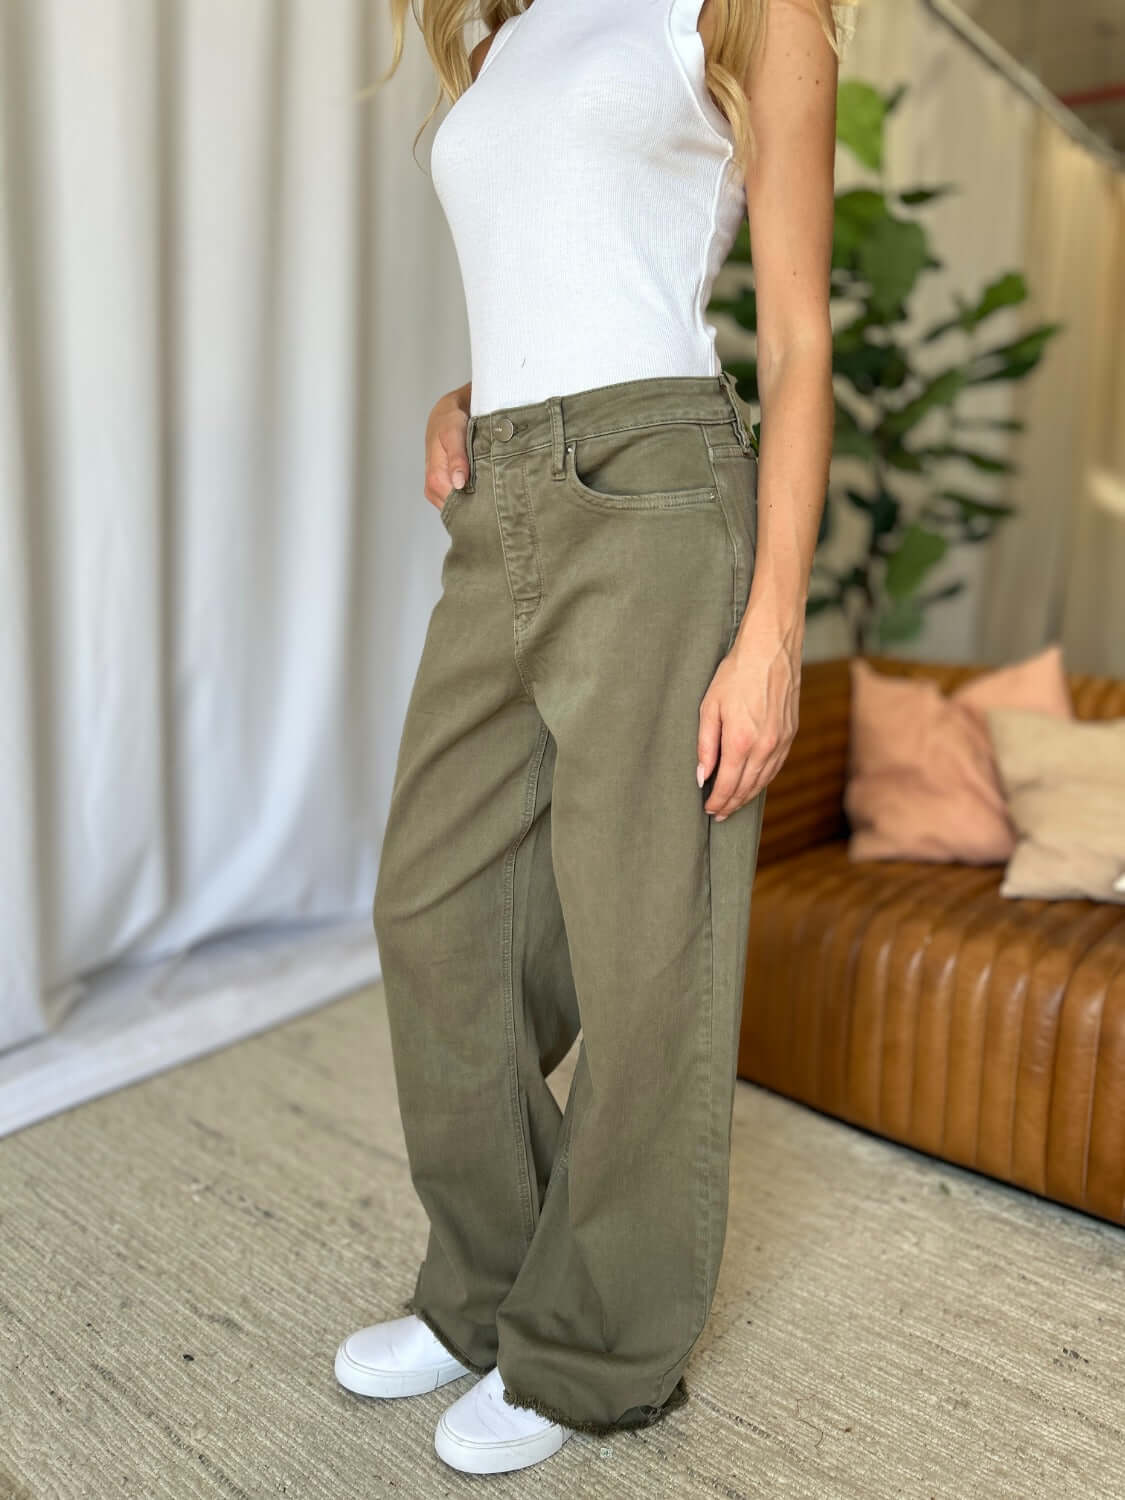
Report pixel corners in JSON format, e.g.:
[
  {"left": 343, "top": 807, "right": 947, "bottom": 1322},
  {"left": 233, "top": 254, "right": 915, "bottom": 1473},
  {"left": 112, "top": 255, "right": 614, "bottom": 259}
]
[
  {"left": 439, "top": 485, "right": 469, "bottom": 531},
  {"left": 563, "top": 422, "right": 719, "bottom": 512}
]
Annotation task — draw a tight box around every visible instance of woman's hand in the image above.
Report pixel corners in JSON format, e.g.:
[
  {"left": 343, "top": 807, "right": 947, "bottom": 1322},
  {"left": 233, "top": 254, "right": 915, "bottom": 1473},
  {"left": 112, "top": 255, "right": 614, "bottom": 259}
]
[
  {"left": 697, "top": 601, "right": 803, "bottom": 820},
  {"left": 424, "top": 381, "right": 472, "bottom": 514}
]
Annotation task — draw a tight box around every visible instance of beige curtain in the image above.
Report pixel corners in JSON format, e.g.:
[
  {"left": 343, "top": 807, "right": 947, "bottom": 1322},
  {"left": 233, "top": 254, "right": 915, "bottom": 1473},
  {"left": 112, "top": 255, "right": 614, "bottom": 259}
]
[{"left": 973, "top": 92, "right": 1125, "bottom": 677}]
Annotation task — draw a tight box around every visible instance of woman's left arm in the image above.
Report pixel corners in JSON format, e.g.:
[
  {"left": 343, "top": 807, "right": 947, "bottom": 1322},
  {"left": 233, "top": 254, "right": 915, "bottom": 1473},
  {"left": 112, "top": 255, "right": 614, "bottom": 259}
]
[{"left": 698, "top": 0, "right": 837, "bottom": 820}]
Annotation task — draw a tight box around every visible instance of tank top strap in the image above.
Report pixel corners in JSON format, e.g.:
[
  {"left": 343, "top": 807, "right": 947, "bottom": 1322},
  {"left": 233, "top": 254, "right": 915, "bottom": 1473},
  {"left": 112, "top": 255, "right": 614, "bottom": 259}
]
[
  {"left": 476, "top": 11, "right": 523, "bottom": 82},
  {"left": 667, "top": 0, "right": 732, "bottom": 148}
]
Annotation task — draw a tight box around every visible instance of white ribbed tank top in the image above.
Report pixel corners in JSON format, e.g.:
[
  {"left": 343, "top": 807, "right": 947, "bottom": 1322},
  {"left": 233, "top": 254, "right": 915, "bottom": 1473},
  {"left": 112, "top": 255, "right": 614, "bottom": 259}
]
[{"left": 430, "top": 0, "right": 747, "bottom": 417}]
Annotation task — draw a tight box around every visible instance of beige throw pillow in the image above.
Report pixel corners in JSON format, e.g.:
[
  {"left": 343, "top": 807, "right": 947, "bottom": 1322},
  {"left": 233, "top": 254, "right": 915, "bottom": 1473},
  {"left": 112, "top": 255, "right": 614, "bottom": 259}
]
[{"left": 986, "top": 707, "right": 1125, "bottom": 903}]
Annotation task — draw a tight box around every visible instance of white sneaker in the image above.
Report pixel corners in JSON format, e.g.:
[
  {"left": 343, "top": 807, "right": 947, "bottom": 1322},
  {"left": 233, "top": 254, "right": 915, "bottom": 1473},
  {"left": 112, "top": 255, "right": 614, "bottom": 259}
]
[
  {"left": 334, "top": 1313, "right": 480, "bottom": 1398},
  {"left": 434, "top": 1366, "right": 574, "bottom": 1474}
]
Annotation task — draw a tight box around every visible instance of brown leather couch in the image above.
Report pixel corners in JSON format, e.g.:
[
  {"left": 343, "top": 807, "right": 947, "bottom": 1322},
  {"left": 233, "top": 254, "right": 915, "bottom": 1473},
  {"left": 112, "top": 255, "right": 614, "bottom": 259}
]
[{"left": 738, "top": 655, "right": 1125, "bottom": 1227}]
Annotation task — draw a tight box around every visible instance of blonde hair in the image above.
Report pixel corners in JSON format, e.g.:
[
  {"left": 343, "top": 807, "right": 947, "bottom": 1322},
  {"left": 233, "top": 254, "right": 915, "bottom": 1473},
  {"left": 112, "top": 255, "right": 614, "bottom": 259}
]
[{"left": 369, "top": 0, "right": 855, "bottom": 173}]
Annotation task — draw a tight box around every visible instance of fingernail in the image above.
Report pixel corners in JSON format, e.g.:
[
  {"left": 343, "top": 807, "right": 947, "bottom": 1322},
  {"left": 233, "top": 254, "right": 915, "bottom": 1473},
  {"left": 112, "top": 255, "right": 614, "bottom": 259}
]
[
  {"left": 452, "top": 470, "right": 467, "bottom": 488},
  {"left": 696, "top": 763, "right": 705, "bottom": 788}
]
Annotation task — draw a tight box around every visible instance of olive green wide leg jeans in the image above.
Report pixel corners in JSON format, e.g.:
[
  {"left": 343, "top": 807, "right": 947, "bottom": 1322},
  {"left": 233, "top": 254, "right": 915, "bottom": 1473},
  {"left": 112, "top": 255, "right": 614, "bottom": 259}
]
[{"left": 373, "top": 371, "right": 767, "bottom": 1435}]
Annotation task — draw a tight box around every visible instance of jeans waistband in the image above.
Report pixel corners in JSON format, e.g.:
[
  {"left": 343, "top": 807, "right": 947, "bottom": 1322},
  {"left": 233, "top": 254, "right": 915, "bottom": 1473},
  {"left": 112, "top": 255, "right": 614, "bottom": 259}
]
[{"left": 462, "top": 369, "right": 754, "bottom": 491}]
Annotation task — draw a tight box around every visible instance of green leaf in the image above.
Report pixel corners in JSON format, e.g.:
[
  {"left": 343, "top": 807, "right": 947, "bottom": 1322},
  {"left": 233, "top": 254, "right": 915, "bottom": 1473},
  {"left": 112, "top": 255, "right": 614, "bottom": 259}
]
[
  {"left": 835, "top": 427, "right": 880, "bottom": 460},
  {"left": 882, "top": 444, "right": 926, "bottom": 473},
  {"left": 964, "top": 323, "right": 1063, "bottom": 384},
  {"left": 707, "top": 285, "right": 757, "bottom": 331},
  {"left": 833, "top": 319, "right": 870, "bottom": 354},
  {"left": 833, "top": 189, "right": 889, "bottom": 266},
  {"left": 951, "top": 416, "right": 1026, "bottom": 432},
  {"left": 858, "top": 217, "right": 931, "bottom": 318},
  {"left": 921, "top": 273, "right": 1028, "bottom": 342},
  {"left": 877, "top": 595, "right": 925, "bottom": 645},
  {"left": 871, "top": 490, "right": 899, "bottom": 535},
  {"left": 916, "top": 443, "right": 1017, "bottom": 474},
  {"left": 830, "top": 267, "right": 868, "bottom": 300},
  {"left": 848, "top": 487, "right": 900, "bottom": 535},
  {"left": 880, "top": 368, "right": 967, "bottom": 438},
  {"left": 932, "top": 490, "right": 1017, "bottom": 520},
  {"left": 817, "top": 500, "right": 833, "bottom": 545},
  {"left": 965, "top": 271, "right": 1028, "bottom": 328},
  {"left": 917, "top": 579, "right": 968, "bottom": 605},
  {"left": 833, "top": 401, "right": 879, "bottom": 459},
  {"left": 725, "top": 218, "right": 753, "bottom": 265},
  {"left": 920, "top": 314, "right": 963, "bottom": 343},
  {"left": 898, "top": 184, "right": 957, "bottom": 205},
  {"left": 806, "top": 594, "right": 839, "bottom": 616},
  {"left": 833, "top": 336, "right": 910, "bottom": 394},
  {"left": 883, "top": 524, "right": 948, "bottom": 598},
  {"left": 837, "top": 81, "right": 887, "bottom": 170}
]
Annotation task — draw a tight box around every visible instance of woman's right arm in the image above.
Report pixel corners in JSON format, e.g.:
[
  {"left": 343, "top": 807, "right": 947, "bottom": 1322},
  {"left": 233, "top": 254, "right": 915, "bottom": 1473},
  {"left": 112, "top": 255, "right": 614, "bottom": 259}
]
[{"left": 423, "top": 29, "right": 498, "bottom": 513}]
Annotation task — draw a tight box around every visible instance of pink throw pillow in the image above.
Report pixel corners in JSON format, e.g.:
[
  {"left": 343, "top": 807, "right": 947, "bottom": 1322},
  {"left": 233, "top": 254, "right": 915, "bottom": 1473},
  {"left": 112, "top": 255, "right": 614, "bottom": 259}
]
[{"left": 844, "top": 644, "right": 1073, "bottom": 863}]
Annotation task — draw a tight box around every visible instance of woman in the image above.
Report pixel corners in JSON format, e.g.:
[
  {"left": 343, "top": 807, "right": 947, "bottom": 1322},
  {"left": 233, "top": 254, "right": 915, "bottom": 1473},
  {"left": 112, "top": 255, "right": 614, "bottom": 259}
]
[{"left": 337, "top": 0, "right": 853, "bottom": 1475}]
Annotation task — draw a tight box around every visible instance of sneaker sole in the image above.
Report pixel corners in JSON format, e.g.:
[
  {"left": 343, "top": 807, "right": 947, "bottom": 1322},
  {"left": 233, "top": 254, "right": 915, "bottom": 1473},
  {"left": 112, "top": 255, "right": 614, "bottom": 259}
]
[
  {"left": 334, "top": 1341, "right": 473, "bottom": 1399},
  {"left": 434, "top": 1414, "right": 570, "bottom": 1474}
]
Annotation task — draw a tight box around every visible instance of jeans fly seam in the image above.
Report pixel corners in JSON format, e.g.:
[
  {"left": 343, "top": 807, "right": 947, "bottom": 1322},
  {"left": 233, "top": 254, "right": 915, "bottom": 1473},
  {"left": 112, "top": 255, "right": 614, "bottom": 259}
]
[
  {"left": 501, "top": 718, "right": 553, "bottom": 1250},
  {"left": 518, "top": 459, "right": 546, "bottom": 609},
  {"left": 492, "top": 470, "right": 540, "bottom": 703}
]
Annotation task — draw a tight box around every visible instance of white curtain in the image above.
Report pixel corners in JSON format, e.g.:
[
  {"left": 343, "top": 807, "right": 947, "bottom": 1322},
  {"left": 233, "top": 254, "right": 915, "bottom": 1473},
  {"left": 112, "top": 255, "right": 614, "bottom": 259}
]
[
  {"left": 0, "top": 0, "right": 472, "bottom": 1055},
  {"left": 977, "top": 113, "right": 1125, "bottom": 676}
]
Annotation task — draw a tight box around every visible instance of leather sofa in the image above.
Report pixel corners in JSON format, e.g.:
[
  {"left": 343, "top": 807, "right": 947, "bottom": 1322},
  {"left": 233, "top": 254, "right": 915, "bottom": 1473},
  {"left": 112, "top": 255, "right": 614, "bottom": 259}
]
[{"left": 738, "top": 654, "right": 1125, "bottom": 1227}]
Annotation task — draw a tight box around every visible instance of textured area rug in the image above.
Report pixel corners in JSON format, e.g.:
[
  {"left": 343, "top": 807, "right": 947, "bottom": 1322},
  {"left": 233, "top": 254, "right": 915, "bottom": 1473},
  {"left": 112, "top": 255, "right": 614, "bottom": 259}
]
[{"left": 2, "top": 985, "right": 1123, "bottom": 1499}]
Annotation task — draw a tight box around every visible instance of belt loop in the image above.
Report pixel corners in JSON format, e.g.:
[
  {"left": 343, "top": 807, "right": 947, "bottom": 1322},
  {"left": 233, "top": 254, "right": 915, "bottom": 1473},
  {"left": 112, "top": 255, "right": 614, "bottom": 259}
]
[
  {"left": 718, "top": 368, "right": 754, "bottom": 455},
  {"left": 463, "top": 413, "right": 478, "bottom": 492},
  {"left": 547, "top": 395, "right": 566, "bottom": 481}
]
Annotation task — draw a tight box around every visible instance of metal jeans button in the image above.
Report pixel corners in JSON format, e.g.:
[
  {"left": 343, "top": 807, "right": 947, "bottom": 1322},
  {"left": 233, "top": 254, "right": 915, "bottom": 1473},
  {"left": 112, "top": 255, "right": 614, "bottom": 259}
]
[{"left": 492, "top": 415, "right": 515, "bottom": 441}]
